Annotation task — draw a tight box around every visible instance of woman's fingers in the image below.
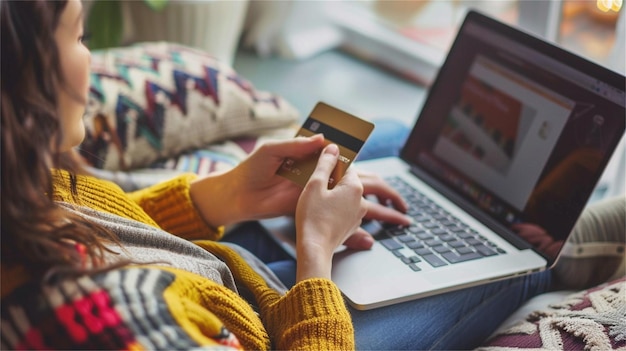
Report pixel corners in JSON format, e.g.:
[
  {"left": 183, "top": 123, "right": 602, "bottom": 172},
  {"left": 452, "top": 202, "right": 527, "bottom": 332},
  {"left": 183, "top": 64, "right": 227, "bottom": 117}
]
[{"left": 307, "top": 143, "right": 340, "bottom": 188}]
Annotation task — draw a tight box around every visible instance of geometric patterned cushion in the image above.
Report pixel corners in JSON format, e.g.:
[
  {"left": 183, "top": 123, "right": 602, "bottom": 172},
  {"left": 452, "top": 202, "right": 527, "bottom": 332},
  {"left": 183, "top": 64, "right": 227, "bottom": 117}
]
[
  {"left": 78, "top": 42, "right": 298, "bottom": 171},
  {"left": 478, "top": 277, "right": 626, "bottom": 350}
]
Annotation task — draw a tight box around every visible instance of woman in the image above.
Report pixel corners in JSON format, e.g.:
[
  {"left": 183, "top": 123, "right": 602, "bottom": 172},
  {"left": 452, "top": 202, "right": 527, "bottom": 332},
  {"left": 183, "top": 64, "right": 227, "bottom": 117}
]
[
  {"left": 1, "top": 1, "right": 411, "bottom": 349},
  {"left": 1, "top": 1, "right": 553, "bottom": 349}
]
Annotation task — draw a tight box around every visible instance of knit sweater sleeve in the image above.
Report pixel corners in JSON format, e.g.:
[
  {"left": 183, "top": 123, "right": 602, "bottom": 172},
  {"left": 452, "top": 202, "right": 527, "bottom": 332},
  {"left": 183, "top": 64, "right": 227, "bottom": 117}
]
[
  {"left": 195, "top": 241, "right": 355, "bottom": 350},
  {"left": 262, "top": 279, "right": 355, "bottom": 350},
  {"left": 127, "top": 173, "right": 224, "bottom": 241}
]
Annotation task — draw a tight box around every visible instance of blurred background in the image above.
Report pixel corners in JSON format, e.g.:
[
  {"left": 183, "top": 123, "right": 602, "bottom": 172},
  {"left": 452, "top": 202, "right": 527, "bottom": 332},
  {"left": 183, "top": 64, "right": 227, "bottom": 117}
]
[{"left": 84, "top": 0, "right": 624, "bottom": 200}]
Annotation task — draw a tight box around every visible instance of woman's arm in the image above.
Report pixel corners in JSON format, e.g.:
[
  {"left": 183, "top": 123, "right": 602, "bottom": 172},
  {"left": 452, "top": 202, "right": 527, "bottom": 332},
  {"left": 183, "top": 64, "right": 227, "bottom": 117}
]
[
  {"left": 263, "top": 278, "right": 355, "bottom": 350},
  {"left": 127, "top": 173, "right": 224, "bottom": 240}
]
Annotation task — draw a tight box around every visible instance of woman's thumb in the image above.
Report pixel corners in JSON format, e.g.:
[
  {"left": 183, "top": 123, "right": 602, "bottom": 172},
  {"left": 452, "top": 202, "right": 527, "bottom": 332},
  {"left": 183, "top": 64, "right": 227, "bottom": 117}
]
[{"left": 309, "top": 143, "right": 339, "bottom": 186}]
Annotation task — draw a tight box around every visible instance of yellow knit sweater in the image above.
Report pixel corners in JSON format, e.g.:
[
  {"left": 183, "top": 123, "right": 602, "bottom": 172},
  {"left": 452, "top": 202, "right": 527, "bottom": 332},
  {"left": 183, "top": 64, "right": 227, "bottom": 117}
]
[{"left": 1, "top": 171, "right": 354, "bottom": 350}]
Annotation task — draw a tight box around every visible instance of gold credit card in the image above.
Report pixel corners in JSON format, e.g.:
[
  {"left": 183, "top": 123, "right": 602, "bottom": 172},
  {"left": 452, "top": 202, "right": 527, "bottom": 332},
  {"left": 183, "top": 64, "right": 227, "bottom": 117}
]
[{"left": 277, "top": 102, "right": 375, "bottom": 188}]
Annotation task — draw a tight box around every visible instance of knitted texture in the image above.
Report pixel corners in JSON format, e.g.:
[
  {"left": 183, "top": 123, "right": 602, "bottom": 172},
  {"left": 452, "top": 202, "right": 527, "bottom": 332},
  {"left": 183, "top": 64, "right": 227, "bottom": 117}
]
[
  {"left": 127, "top": 173, "right": 222, "bottom": 240},
  {"left": 52, "top": 170, "right": 221, "bottom": 240},
  {"left": 52, "top": 169, "right": 158, "bottom": 228},
  {"left": 1, "top": 267, "right": 244, "bottom": 350},
  {"left": 479, "top": 277, "right": 626, "bottom": 350},
  {"left": 196, "top": 241, "right": 355, "bottom": 350},
  {"left": 3, "top": 171, "right": 355, "bottom": 349}
]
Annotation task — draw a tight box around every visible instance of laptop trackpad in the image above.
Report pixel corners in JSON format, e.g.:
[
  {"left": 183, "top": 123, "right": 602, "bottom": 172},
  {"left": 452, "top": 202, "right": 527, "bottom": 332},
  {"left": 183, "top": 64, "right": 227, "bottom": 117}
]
[{"left": 332, "top": 245, "right": 437, "bottom": 308}]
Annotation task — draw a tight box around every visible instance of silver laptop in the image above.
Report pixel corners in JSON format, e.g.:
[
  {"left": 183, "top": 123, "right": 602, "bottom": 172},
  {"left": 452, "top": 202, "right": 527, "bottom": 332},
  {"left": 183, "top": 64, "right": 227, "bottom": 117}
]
[{"left": 261, "top": 10, "right": 626, "bottom": 310}]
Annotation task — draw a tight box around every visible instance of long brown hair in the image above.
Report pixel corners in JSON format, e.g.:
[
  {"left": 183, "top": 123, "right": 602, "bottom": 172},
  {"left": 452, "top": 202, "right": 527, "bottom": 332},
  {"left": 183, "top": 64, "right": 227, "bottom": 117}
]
[{"left": 1, "top": 0, "right": 118, "bottom": 279}]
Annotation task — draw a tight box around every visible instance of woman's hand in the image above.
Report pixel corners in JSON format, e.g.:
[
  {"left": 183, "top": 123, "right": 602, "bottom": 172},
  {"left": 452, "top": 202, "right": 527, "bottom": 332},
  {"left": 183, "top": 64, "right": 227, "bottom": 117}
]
[
  {"left": 189, "top": 134, "right": 326, "bottom": 228},
  {"left": 359, "top": 170, "right": 409, "bottom": 222},
  {"left": 295, "top": 144, "right": 368, "bottom": 281},
  {"left": 340, "top": 170, "right": 412, "bottom": 250},
  {"left": 512, "top": 223, "right": 563, "bottom": 258},
  {"left": 189, "top": 133, "right": 411, "bottom": 251}
]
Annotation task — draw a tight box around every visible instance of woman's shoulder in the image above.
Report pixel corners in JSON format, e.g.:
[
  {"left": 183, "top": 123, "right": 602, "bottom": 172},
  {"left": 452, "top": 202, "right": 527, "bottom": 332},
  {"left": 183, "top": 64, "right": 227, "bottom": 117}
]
[
  {"left": 51, "top": 169, "right": 126, "bottom": 202},
  {"left": 52, "top": 169, "right": 160, "bottom": 226}
]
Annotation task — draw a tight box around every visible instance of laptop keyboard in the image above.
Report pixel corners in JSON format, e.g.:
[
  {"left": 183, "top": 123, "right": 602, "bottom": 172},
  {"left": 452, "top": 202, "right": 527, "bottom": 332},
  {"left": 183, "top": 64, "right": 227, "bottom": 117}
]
[{"left": 375, "top": 176, "right": 506, "bottom": 271}]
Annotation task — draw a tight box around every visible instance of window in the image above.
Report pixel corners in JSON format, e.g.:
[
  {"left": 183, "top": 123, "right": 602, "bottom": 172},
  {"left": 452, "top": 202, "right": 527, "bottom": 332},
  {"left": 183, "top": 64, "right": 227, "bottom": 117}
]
[
  {"left": 260, "top": 0, "right": 624, "bottom": 200},
  {"left": 326, "top": 0, "right": 623, "bottom": 85},
  {"left": 324, "top": 0, "right": 625, "bottom": 200}
]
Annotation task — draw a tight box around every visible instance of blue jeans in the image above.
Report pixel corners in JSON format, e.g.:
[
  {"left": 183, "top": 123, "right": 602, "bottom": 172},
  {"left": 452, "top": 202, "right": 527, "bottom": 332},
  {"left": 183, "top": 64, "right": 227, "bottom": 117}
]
[{"left": 222, "top": 119, "right": 552, "bottom": 349}]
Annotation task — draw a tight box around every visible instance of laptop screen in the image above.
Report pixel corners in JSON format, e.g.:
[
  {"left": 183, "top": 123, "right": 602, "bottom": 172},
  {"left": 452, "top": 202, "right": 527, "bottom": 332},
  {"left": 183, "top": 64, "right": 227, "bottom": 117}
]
[{"left": 401, "top": 10, "right": 625, "bottom": 261}]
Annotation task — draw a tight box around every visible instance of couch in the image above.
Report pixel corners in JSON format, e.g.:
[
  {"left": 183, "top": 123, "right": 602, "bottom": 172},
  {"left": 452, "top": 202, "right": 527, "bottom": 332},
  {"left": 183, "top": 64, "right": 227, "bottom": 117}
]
[
  {"left": 79, "top": 42, "right": 626, "bottom": 350},
  {"left": 480, "top": 196, "right": 625, "bottom": 350}
]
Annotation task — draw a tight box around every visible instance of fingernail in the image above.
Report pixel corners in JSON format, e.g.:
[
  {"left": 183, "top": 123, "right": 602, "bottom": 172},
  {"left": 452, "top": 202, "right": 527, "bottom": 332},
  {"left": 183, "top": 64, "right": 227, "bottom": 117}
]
[
  {"left": 325, "top": 144, "right": 339, "bottom": 155},
  {"left": 360, "top": 235, "right": 374, "bottom": 248}
]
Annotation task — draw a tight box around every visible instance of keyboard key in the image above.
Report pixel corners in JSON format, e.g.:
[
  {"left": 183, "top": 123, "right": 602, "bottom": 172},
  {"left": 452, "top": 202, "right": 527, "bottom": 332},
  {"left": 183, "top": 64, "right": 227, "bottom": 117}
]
[
  {"left": 475, "top": 244, "right": 498, "bottom": 256},
  {"left": 408, "top": 226, "right": 425, "bottom": 234},
  {"left": 424, "top": 239, "right": 442, "bottom": 247},
  {"left": 415, "top": 233, "right": 435, "bottom": 241},
  {"left": 380, "top": 238, "right": 403, "bottom": 251},
  {"left": 431, "top": 228, "right": 448, "bottom": 235},
  {"left": 407, "top": 241, "right": 425, "bottom": 249},
  {"left": 421, "top": 254, "right": 448, "bottom": 267},
  {"left": 441, "top": 220, "right": 456, "bottom": 227},
  {"left": 372, "top": 231, "right": 390, "bottom": 241},
  {"left": 416, "top": 233, "right": 434, "bottom": 240},
  {"left": 415, "top": 248, "right": 433, "bottom": 256},
  {"left": 441, "top": 251, "right": 482, "bottom": 264},
  {"left": 448, "top": 240, "right": 467, "bottom": 248},
  {"left": 397, "top": 234, "right": 416, "bottom": 243},
  {"left": 456, "top": 246, "right": 475, "bottom": 255},
  {"left": 476, "top": 244, "right": 498, "bottom": 256},
  {"left": 439, "top": 234, "right": 457, "bottom": 242},
  {"left": 467, "top": 238, "right": 484, "bottom": 246},
  {"left": 415, "top": 216, "right": 431, "bottom": 223},
  {"left": 449, "top": 226, "right": 465, "bottom": 233},
  {"left": 425, "top": 209, "right": 439, "bottom": 216},
  {"left": 423, "top": 222, "right": 439, "bottom": 229},
  {"left": 389, "top": 227, "right": 408, "bottom": 236},
  {"left": 409, "top": 256, "right": 421, "bottom": 263},
  {"left": 409, "top": 263, "right": 421, "bottom": 271},
  {"left": 433, "top": 245, "right": 451, "bottom": 254},
  {"left": 432, "top": 213, "right": 448, "bottom": 221}
]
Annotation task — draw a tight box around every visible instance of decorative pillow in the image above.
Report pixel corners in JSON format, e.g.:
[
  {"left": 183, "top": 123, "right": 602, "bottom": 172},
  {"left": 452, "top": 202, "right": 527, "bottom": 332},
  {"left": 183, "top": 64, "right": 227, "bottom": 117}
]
[
  {"left": 478, "top": 277, "right": 626, "bottom": 350},
  {"left": 79, "top": 42, "right": 299, "bottom": 171}
]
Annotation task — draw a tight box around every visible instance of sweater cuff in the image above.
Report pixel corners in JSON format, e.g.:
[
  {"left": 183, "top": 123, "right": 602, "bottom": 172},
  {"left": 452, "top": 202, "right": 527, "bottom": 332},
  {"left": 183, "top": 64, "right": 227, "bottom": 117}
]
[
  {"left": 128, "top": 174, "right": 224, "bottom": 240},
  {"left": 264, "top": 278, "right": 354, "bottom": 350}
]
